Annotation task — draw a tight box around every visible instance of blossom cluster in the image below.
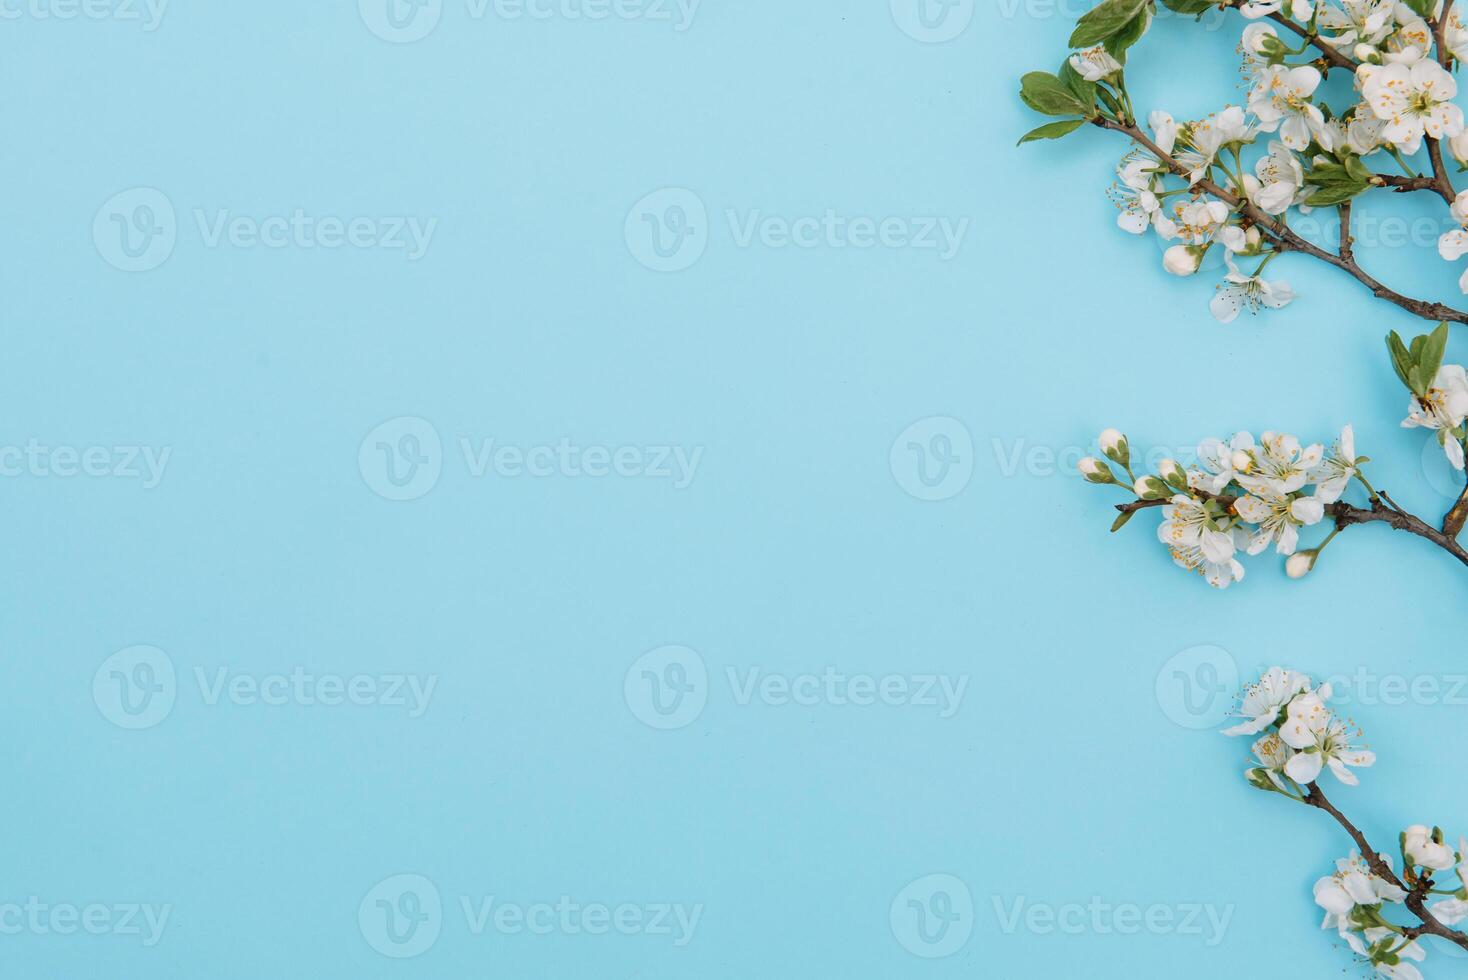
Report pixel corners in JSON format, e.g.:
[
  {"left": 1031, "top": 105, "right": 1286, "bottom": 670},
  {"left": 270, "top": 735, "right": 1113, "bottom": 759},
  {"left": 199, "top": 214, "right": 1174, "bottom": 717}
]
[
  {"left": 1024, "top": 0, "right": 1468, "bottom": 322},
  {"left": 1079, "top": 426, "right": 1360, "bottom": 587},
  {"left": 1077, "top": 324, "right": 1468, "bottom": 587},
  {"left": 1223, "top": 667, "right": 1468, "bottom": 978}
]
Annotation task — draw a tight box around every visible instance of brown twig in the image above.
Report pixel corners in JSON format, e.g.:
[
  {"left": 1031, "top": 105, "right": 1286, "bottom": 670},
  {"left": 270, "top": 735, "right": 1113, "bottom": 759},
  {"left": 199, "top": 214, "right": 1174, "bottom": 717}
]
[
  {"left": 1426, "top": 137, "right": 1459, "bottom": 206},
  {"left": 1376, "top": 173, "right": 1449, "bottom": 197},
  {"left": 1442, "top": 469, "right": 1468, "bottom": 538},
  {"left": 1435, "top": 0, "right": 1458, "bottom": 70},
  {"left": 1303, "top": 783, "right": 1468, "bottom": 952},
  {"left": 1331, "top": 498, "right": 1468, "bottom": 567},
  {"left": 1115, "top": 491, "right": 1230, "bottom": 516},
  {"left": 1338, "top": 201, "right": 1354, "bottom": 263},
  {"left": 1093, "top": 117, "right": 1468, "bottom": 324}
]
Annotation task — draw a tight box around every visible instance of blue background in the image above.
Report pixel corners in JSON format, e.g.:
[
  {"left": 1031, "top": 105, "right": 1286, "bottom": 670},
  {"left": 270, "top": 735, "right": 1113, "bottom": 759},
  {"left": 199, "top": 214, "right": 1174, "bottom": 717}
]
[{"left": 4, "top": 1, "right": 1468, "bottom": 977}]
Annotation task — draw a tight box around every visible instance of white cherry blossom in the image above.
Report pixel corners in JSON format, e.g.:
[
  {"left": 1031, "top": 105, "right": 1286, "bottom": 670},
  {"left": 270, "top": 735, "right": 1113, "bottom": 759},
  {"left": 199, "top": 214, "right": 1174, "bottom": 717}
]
[
  {"left": 1249, "top": 65, "right": 1326, "bottom": 150},
  {"left": 1238, "top": 431, "right": 1326, "bottom": 496},
  {"left": 1069, "top": 45, "right": 1122, "bottom": 82},
  {"left": 1359, "top": 58, "right": 1464, "bottom": 154},
  {"left": 1223, "top": 666, "right": 1312, "bottom": 735},
  {"left": 1210, "top": 254, "right": 1295, "bottom": 323},
  {"left": 1239, "top": 0, "right": 1315, "bottom": 19},
  {"left": 1316, "top": 0, "right": 1396, "bottom": 49},
  {"left": 1234, "top": 488, "right": 1326, "bottom": 554},
  {"left": 1403, "top": 825, "right": 1456, "bottom": 870},
  {"left": 1190, "top": 432, "right": 1256, "bottom": 493},
  {"left": 1177, "top": 106, "right": 1252, "bottom": 182},
  {"left": 1247, "top": 140, "right": 1306, "bottom": 214},
  {"left": 1310, "top": 425, "right": 1359, "bottom": 504},
  {"left": 1278, "top": 688, "right": 1376, "bottom": 784},
  {"left": 1401, "top": 364, "right": 1468, "bottom": 469}
]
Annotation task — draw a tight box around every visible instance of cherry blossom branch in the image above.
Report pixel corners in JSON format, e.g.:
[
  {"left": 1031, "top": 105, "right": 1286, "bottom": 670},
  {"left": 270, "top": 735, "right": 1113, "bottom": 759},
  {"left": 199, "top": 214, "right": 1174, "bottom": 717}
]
[
  {"left": 1225, "top": 0, "right": 1454, "bottom": 205},
  {"left": 1304, "top": 783, "right": 1468, "bottom": 952},
  {"left": 1115, "top": 490, "right": 1468, "bottom": 567},
  {"left": 1092, "top": 116, "right": 1468, "bottom": 324},
  {"left": 1222, "top": 0, "right": 1359, "bottom": 74}
]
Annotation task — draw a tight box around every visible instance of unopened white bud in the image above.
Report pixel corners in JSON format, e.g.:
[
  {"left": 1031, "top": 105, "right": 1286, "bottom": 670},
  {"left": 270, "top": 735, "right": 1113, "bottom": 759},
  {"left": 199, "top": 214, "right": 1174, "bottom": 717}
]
[
  {"left": 1286, "top": 551, "right": 1316, "bottom": 579},
  {"left": 1244, "top": 24, "right": 1286, "bottom": 58},
  {"left": 1079, "top": 456, "right": 1117, "bottom": 485},
  {"left": 1134, "top": 476, "right": 1170, "bottom": 501},
  {"left": 1099, "top": 428, "right": 1130, "bottom": 468},
  {"left": 1231, "top": 449, "right": 1254, "bottom": 473},
  {"left": 1163, "top": 244, "right": 1205, "bottom": 277},
  {"left": 1353, "top": 43, "right": 1381, "bottom": 65},
  {"left": 1159, "top": 458, "right": 1189, "bottom": 489}
]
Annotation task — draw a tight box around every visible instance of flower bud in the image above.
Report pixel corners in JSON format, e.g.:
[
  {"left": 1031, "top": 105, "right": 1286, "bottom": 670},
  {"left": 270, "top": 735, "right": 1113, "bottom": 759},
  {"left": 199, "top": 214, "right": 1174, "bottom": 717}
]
[
  {"left": 1353, "top": 43, "right": 1382, "bottom": 65},
  {"left": 1078, "top": 456, "right": 1118, "bottom": 485},
  {"left": 1256, "top": 35, "right": 1288, "bottom": 59},
  {"left": 1099, "top": 428, "right": 1129, "bottom": 468},
  {"left": 1285, "top": 551, "right": 1316, "bottom": 579},
  {"left": 1163, "top": 244, "right": 1205, "bottom": 277},
  {"left": 1158, "top": 458, "right": 1189, "bottom": 490},
  {"left": 1452, "top": 131, "right": 1468, "bottom": 168},
  {"left": 1231, "top": 449, "right": 1254, "bottom": 474},
  {"left": 1245, "top": 768, "right": 1282, "bottom": 794},
  {"left": 1134, "top": 475, "right": 1171, "bottom": 500}
]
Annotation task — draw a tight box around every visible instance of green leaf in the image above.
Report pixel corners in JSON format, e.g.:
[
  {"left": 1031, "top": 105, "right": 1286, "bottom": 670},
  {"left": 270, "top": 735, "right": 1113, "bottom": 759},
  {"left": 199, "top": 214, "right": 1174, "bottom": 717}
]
[
  {"left": 1103, "top": 6, "right": 1153, "bottom": 62},
  {"left": 1303, "top": 159, "right": 1371, "bottom": 205},
  {"left": 1387, "top": 331, "right": 1414, "bottom": 390},
  {"left": 1110, "top": 509, "right": 1136, "bottom": 533},
  {"left": 1403, "top": 0, "right": 1434, "bottom": 16},
  {"left": 1018, "top": 118, "right": 1088, "bottom": 145},
  {"left": 1304, "top": 182, "right": 1369, "bottom": 206},
  {"left": 1342, "top": 153, "right": 1374, "bottom": 183},
  {"left": 1160, "top": 0, "right": 1214, "bottom": 12},
  {"left": 1419, "top": 322, "right": 1450, "bottom": 386},
  {"left": 1019, "top": 71, "right": 1091, "bottom": 117},
  {"left": 1058, "top": 58, "right": 1097, "bottom": 112},
  {"left": 1069, "top": 0, "right": 1150, "bottom": 48}
]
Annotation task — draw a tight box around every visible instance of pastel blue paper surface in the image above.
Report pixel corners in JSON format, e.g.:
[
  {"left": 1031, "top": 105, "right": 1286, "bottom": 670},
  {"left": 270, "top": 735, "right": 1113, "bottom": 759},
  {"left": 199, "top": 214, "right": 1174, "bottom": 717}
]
[{"left": 3, "top": 2, "right": 1466, "bottom": 977}]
